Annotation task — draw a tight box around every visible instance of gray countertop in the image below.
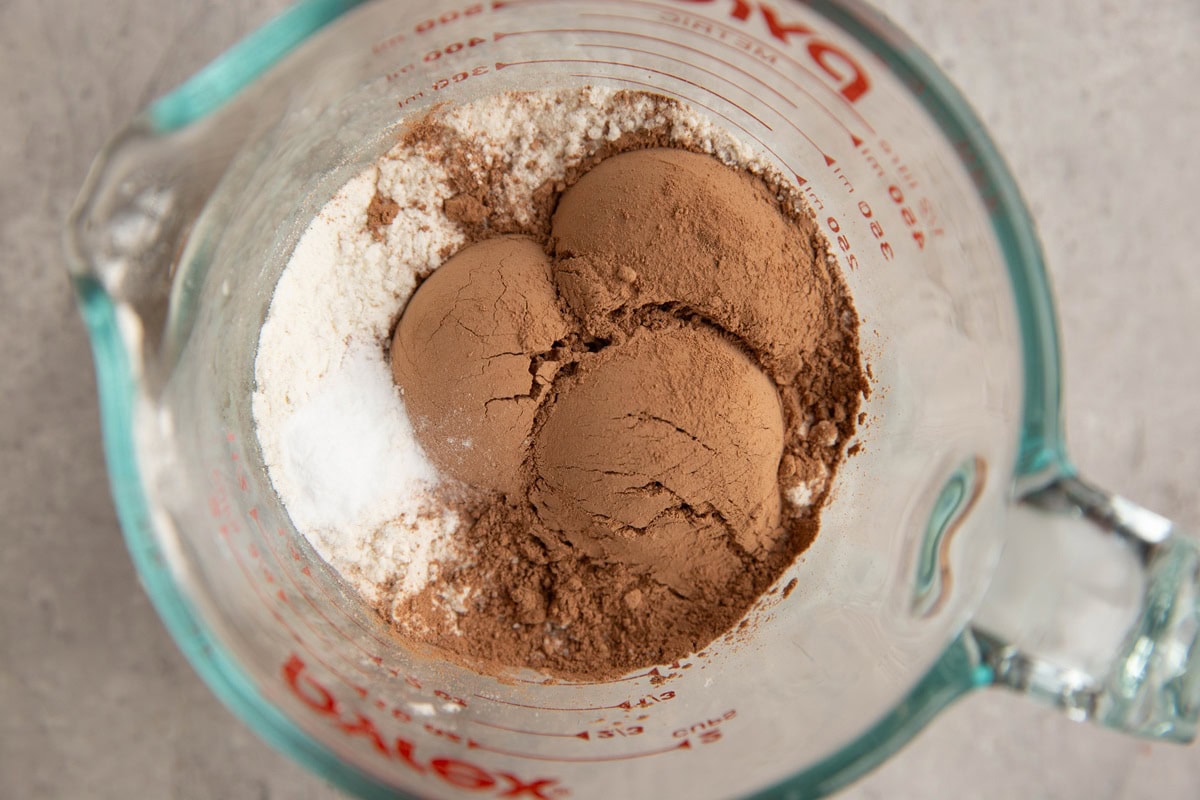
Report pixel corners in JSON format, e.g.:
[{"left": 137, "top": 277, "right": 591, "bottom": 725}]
[{"left": 2, "top": 0, "right": 1198, "bottom": 797}]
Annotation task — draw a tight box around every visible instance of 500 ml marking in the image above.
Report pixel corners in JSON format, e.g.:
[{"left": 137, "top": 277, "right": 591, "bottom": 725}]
[
  {"left": 378, "top": 0, "right": 492, "bottom": 88},
  {"left": 374, "top": 3, "right": 488, "bottom": 55},
  {"left": 416, "top": 3, "right": 488, "bottom": 34}
]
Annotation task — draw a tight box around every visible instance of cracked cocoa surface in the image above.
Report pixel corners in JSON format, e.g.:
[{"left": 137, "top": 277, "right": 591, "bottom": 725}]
[
  {"left": 391, "top": 236, "right": 570, "bottom": 498},
  {"left": 389, "top": 147, "right": 867, "bottom": 680},
  {"left": 530, "top": 325, "right": 785, "bottom": 591}
]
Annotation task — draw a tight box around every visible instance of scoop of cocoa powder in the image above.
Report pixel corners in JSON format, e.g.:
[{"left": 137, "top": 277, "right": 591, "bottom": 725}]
[{"left": 390, "top": 148, "right": 867, "bottom": 680}]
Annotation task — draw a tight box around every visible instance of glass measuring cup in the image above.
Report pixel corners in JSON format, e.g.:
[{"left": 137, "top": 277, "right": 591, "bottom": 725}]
[{"left": 64, "top": 0, "right": 1200, "bottom": 797}]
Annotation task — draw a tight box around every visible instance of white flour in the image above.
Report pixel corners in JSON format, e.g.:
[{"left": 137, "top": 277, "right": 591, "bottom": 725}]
[
  {"left": 253, "top": 88, "right": 777, "bottom": 606},
  {"left": 252, "top": 170, "right": 458, "bottom": 603}
]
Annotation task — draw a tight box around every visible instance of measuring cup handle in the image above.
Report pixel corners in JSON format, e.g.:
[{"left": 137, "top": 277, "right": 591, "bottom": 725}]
[{"left": 970, "top": 475, "right": 1200, "bottom": 741}]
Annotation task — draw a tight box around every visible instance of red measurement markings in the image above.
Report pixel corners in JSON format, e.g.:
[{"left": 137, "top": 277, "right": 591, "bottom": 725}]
[
  {"left": 884, "top": 184, "right": 928, "bottom": 251},
  {"left": 474, "top": 690, "right": 674, "bottom": 713},
  {"left": 569, "top": 72, "right": 809, "bottom": 186},
  {"left": 832, "top": 163, "right": 853, "bottom": 193},
  {"left": 289, "top": 543, "right": 400, "bottom": 654},
  {"left": 222, "top": 519, "right": 365, "bottom": 694},
  {"left": 879, "top": 139, "right": 919, "bottom": 192},
  {"left": 222, "top": 438, "right": 394, "bottom": 666},
  {"left": 473, "top": 694, "right": 628, "bottom": 712},
  {"left": 853, "top": 142, "right": 939, "bottom": 238},
  {"left": 248, "top": 507, "right": 391, "bottom": 671},
  {"left": 582, "top": 13, "right": 869, "bottom": 142},
  {"left": 644, "top": 3, "right": 874, "bottom": 130},
  {"left": 422, "top": 36, "right": 490, "bottom": 63},
  {"left": 672, "top": 708, "right": 737, "bottom": 738},
  {"left": 822, "top": 201, "right": 898, "bottom": 272},
  {"left": 494, "top": 57, "right": 770, "bottom": 131},
  {"left": 414, "top": 3, "right": 488, "bottom": 36},
  {"left": 499, "top": 30, "right": 840, "bottom": 161},
  {"left": 586, "top": 723, "right": 644, "bottom": 740},
  {"left": 499, "top": 28, "right": 791, "bottom": 108},
  {"left": 372, "top": 31, "right": 408, "bottom": 56},
  {"left": 215, "top": 438, "right": 383, "bottom": 688},
  {"left": 504, "top": 665, "right": 669, "bottom": 686},
  {"left": 473, "top": 718, "right": 645, "bottom": 740},
  {"left": 286, "top": 656, "right": 568, "bottom": 799},
  {"left": 854, "top": 198, "right": 895, "bottom": 261},
  {"left": 473, "top": 720, "right": 592, "bottom": 739},
  {"left": 553, "top": 666, "right": 666, "bottom": 686},
  {"left": 802, "top": 183, "right": 825, "bottom": 212},
  {"left": 490, "top": 0, "right": 876, "bottom": 132},
  {"left": 467, "top": 737, "right": 691, "bottom": 763},
  {"left": 857, "top": 142, "right": 887, "bottom": 180},
  {"left": 431, "top": 65, "right": 492, "bottom": 92},
  {"left": 618, "top": 691, "right": 675, "bottom": 710},
  {"left": 373, "top": 2, "right": 490, "bottom": 54}
]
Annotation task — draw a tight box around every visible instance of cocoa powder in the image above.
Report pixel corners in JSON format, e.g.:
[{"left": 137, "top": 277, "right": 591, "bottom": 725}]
[
  {"left": 390, "top": 498, "right": 807, "bottom": 677},
  {"left": 365, "top": 191, "right": 399, "bottom": 241},
  {"left": 390, "top": 93, "right": 691, "bottom": 246},
  {"left": 391, "top": 236, "right": 571, "bottom": 498},
  {"left": 386, "top": 109, "right": 867, "bottom": 681}
]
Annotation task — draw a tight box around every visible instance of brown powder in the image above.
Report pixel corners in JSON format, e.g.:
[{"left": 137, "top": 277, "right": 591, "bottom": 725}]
[
  {"left": 390, "top": 498, "right": 804, "bottom": 677},
  {"left": 385, "top": 93, "right": 690, "bottom": 246},
  {"left": 387, "top": 121, "right": 866, "bottom": 681},
  {"left": 391, "top": 236, "right": 571, "bottom": 498},
  {"left": 365, "top": 191, "right": 399, "bottom": 241},
  {"left": 530, "top": 324, "right": 786, "bottom": 594}
]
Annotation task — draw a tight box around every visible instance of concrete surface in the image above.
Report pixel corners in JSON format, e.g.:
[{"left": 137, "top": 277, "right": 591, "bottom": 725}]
[{"left": 2, "top": 0, "right": 1197, "bottom": 797}]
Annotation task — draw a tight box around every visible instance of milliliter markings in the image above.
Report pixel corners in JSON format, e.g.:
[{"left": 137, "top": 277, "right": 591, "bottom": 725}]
[
  {"left": 832, "top": 165, "right": 854, "bottom": 194},
  {"left": 803, "top": 184, "right": 824, "bottom": 211}
]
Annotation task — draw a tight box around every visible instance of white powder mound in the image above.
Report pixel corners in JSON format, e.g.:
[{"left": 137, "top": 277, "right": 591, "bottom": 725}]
[
  {"left": 430, "top": 87, "right": 763, "bottom": 225},
  {"left": 375, "top": 152, "right": 465, "bottom": 269},
  {"left": 253, "top": 170, "right": 458, "bottom": 604},
  {"left": 253, "top": 87, "right": 785, "bottom": 606},
  {"left": 278, "top": 343, "right": 457, "bottom": 600}
]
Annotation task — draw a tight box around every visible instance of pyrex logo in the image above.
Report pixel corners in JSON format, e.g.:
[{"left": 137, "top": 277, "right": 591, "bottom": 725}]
[
  {"left": 283, "top": 656, "right": 567, "bottom": 799},
  {"left": 667, "top": 0, "right": 871, "bottom": 102}
]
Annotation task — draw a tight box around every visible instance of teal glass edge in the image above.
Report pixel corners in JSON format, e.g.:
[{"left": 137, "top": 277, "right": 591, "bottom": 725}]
[
  {"left": 81, "top": 0, "right": 1072, "bottom": 797},
  {"left": 815, "top": 0, "right": 1069, "bottom": 480},
  {"left": 748, "top": 634, "right": 992, "bottom": 800},
  {"left": 110, "top": 1, "right": 410, "bottom": 791},
  {"left": 148, "top": 0, "right": 369, "bottom": 132},
  {"left": 71, "top": 276, "right": 409, "bottom": 799},
  {"left": 752, "top": 1, "right": 1071, "bottom": 797}
]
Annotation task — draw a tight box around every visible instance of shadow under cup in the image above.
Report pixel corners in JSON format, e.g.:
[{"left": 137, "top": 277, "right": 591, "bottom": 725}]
[{"left": 72, "top": 1, "right": 1057, "bottom": 798}]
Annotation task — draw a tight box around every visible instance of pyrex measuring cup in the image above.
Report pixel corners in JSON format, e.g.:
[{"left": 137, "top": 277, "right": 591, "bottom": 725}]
[{"left": 65, "top": 0, "right": 1200, "bottom": 797}]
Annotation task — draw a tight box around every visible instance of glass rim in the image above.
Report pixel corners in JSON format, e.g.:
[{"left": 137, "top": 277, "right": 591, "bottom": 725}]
[{"left": 69, "top": 0, "right": 1065, "bottom": 797}]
